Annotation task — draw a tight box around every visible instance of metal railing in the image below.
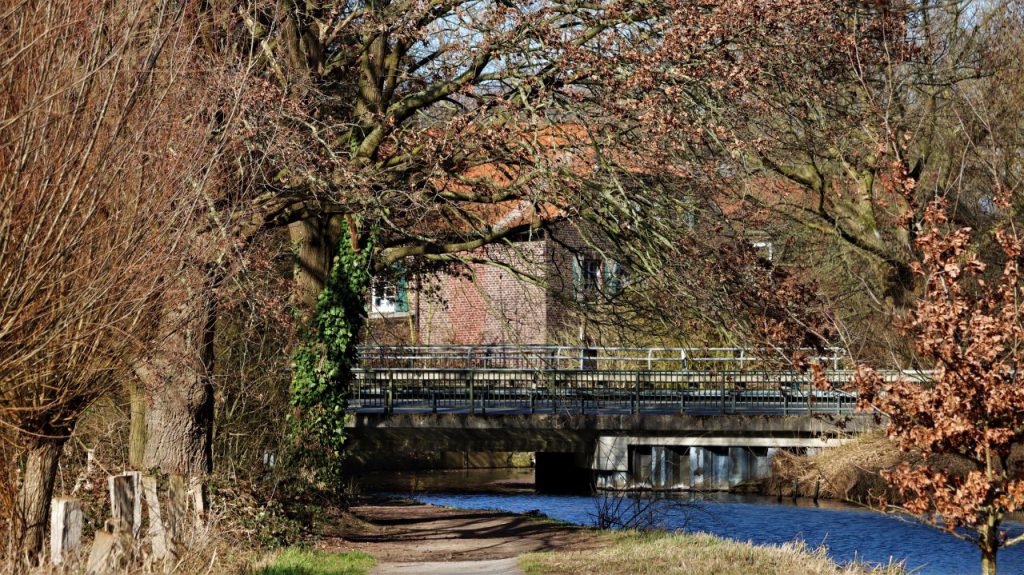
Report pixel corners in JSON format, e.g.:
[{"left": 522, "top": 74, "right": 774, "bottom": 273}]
[
  {"left": 350, "top": 346, "right": 930, "bottom": 416},
  {"left": 356, "top": 345, "right": 850, "bottom": 372}
]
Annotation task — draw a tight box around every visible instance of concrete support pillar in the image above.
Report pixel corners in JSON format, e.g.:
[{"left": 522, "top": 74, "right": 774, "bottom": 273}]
[{"left": 590, "top": 436, "right": 831, "bottom": 492}]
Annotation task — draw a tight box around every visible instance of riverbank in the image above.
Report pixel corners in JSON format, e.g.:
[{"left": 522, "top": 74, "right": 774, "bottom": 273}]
[
  {"left": 290, "top": 497, "right": 903, "bottom": 575},
  {"left": 319, "top": 497, "right": 601, "bottom": 562}
]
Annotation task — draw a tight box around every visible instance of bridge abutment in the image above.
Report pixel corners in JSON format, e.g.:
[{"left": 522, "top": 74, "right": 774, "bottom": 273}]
[
  {"left": 346, "top": 413, "right": 874, "bottom": 491},
  {"left": 589, "top": 436, "right": 839, "bottom": 491}
]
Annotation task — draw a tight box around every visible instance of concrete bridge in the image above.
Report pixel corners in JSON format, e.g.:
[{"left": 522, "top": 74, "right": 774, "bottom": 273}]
[{"left": 346, "top": 346, "right": 917, "bottom": 491}]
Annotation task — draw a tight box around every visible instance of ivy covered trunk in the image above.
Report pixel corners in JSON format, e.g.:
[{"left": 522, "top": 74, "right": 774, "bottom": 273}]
[
  {"left": 289, "top": 216, "right": 342, "bottom": 316},
  {"left": 290, "top": 233, "right": 371, "bottom": 485}
]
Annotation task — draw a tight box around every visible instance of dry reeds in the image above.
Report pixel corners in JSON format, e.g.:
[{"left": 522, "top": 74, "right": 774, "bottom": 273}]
[
  {"left": 769, "top": 432, "right": 906, "bottom": 505},
  {"left": 520, "top": 531, "right": 904, "bottom": 575}
]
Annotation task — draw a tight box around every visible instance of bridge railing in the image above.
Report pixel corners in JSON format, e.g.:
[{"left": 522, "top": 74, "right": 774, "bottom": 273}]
[
  {"left": 356, "top": 345, "right": 850, "bottom": 372},
  {"left": 348, "top": 366, "right": 931, "bottom": 416}
]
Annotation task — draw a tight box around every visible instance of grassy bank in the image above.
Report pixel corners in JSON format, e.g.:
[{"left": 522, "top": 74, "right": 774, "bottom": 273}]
[
  {"left": 256, "top": 548, "right": 376, "bottom": 575},
  {"left": 519, "top": 531, "right": 904, "bottom": 575}
]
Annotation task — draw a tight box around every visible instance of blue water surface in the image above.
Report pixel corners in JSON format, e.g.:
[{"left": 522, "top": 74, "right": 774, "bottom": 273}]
[{"left": 400, "top": 491, "right": 1024, "bottom": 575}]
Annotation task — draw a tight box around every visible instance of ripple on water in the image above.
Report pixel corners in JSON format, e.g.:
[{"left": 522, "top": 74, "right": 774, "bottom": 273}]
[{"left": 394, "top": 491, "right": 1024, "bottom": 575}]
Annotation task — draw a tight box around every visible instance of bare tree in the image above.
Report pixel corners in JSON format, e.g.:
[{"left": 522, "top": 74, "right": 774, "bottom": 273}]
[
  {"left": 724, "top": 0, "right": 1024, "bottom": 360},
  {"left": 0, "top": 0, "right": 232, "bottom": 565},
  {"left": 128, "top": 1, "right": 900, "bottom": 493}
]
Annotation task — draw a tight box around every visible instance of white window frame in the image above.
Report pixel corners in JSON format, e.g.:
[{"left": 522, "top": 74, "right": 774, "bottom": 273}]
[{"left": 370, "top": 277, "right": 408, "bottom": 315}]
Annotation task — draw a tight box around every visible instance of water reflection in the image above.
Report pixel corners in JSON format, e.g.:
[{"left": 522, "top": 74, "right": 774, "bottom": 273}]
[{"left": 362, "top": 469, "right": 1024, "bottom": 575}]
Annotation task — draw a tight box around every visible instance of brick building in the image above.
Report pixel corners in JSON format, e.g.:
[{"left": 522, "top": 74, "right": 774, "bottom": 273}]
[{"left": 364, "top": 221, "right": 624, "bottom": 346}]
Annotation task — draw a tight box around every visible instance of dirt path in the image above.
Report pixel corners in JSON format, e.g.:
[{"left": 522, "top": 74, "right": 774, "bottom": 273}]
[
  {"left": 319, "top": 497, "right": 601, "bottom": 572},
  {"left": 370, "top": 558, "right": 522, "bottom": 575}
]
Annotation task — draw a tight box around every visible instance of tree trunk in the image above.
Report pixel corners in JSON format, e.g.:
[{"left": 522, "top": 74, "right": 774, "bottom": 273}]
[
  {"left": 983, "top": 549, "right": 997, "bottom": 575},
  {"left": 137, "top": 264, "right": 219, "bottom": 478},
  {"left": 883, "top": 260, "right": 918, "bottom": 309},
  {"left": 289, "top": 216, "right": 342, "bottom": 317},
  {"left": 127, "top": 378, "right": 146, "bottom": 469},
  {"left": 15, "top": 437, "right": 66, "bottom": 565},
  {"left": 980, "top": 520, "right": 999, "bottom": 575}
]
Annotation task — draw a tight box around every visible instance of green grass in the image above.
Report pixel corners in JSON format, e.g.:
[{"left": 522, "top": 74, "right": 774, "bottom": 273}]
[{"left": 256, "top": 548, "right": 376, "bottom": 575}]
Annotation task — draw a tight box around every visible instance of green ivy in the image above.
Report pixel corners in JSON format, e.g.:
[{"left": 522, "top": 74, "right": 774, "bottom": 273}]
[{"left": 289, "top": 235, "right": 371, "bottom": 487}]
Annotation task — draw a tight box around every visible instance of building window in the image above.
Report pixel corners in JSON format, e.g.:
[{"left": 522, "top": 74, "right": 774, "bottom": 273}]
[
  {"left": 603, "top": 260, "right": 625, "bottom": 296},
  {"left": 573, "top": 255, "right": 602, "bottom": 300},
  {"left": 371, "top": 272, "right": 409, "bottom": 314},
  {"left": 582, "top": 258, "right": 602, "bottom": 293},
  {"left": 574, "top": 255, "right": 626, "bottom": 300}
]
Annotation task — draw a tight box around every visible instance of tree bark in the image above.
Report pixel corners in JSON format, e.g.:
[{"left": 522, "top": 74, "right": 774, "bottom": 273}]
[
  {"left": 15, "top": 436, "right": 66, "bottom": 565},
  {"left": 980, "top": 520, "right": 999, "bottom": 575},
  {"left": 289, "top": 216, "right": 342, "bottom": 317},
  {"left": 883, "top": 260, "right": 918, "bottom": 309},
  {"left": 982, "top": 549, "right": 997, "bottom": 575},
  {"left": 137, "top": 264, "right": 220, "bottom": 478}
]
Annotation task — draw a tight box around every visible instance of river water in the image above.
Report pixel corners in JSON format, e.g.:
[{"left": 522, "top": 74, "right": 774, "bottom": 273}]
[{"left": 365, "top": 469, "right": 1024, "bottom": 575}]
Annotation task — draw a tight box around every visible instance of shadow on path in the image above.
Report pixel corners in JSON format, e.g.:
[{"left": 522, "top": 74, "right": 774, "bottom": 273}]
[{"left": 319, "top": 499, "right": 601, "bottom": 563}]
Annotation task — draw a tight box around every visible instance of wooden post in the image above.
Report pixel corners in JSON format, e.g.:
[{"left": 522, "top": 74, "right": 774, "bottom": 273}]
[
  {"left": 189, "top": 475, "right": 207, "bottom": 527},
  {"left": 107, "top": 473, "right": 140, "bottom": 536},
  {"left": 124, "top": 471, "right": 141, "bottom": 538},
  {"left": 49, "top": 497, "right": 82, "bottom": 565},
  {"left": 813, "top": 477, "right": 821, "bottom": 504},
  {"left": 86, "top": 521, "right": 129, "bottom": 575},
  {"left": 166, "top": 474, "right": 187, "bottom": 558},
  {"left": 142, "top": 476, "right": 168, "bottom": 561},
  {"left": 791, "top": 478, "right": 799, "bottom": 501}
]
